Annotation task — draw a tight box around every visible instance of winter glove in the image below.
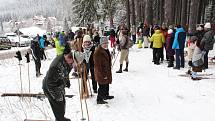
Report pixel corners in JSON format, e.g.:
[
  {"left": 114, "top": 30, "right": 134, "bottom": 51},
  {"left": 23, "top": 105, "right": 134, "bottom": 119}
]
[
  {"left": 14, "top": 51, "right": 22, "bottom": 61},
  {"left": 25, "top": 52, "right": 30, "bottom": 63},
  {"left": 66, "top": 80, "right": 71, "bottom": 88},
  {"left": 188, "top": 61, "right": 192, "bottom": 67}
]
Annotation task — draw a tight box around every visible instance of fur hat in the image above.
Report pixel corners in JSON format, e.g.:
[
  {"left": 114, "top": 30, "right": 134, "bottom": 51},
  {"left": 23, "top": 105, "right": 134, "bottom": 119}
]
[
  {"left": 204, "top": 22, "right": 211, "bottom": 29},
  {"left": 83, "top": 35, "right": 91, "bottom": 43},
  {"left": 100, "top": 36, "right": 108, "bottom": 45}
]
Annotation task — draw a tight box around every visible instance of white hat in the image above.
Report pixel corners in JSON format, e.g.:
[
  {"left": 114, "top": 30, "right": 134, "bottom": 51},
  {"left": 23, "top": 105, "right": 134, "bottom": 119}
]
[
  {"left": 168, "top": 29, "right": 173, "bottom": 34},
  {"left": 196, "top": 26, "right": 203, "bottom": 31},
  {"left": 204, "top": 22, "right": 211, "bottom": 29},
  {"left": 83, "top": 35, "right": 91, "bottom": 43}
]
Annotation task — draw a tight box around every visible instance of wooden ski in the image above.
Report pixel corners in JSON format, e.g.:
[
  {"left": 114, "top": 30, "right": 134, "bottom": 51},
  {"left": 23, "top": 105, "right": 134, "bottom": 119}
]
[
  {"left": 1, "top": 93, "right": 74, "bottom": 98},
  {"left": 81, "top": 63, "right": 89, "bottom": 99},
  {"left": 24, "top": 119, "right": 52, "bottom": 121}
]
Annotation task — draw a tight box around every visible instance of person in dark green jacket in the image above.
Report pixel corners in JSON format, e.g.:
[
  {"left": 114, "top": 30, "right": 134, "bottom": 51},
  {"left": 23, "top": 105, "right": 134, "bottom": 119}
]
[{"left": 42, "top": 52, "right": 74, "bottom": 121}]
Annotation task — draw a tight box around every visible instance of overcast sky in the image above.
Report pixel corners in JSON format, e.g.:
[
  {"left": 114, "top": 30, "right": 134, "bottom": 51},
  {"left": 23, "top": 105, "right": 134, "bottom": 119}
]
[{"left": 0, "top": 0, "right": 15, "bottom": 7}]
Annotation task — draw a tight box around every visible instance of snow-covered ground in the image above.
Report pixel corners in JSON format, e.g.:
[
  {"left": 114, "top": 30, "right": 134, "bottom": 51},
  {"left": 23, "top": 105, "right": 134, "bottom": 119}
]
[{"left": 0, "top": 45, "right": 215, "bottom": 121}]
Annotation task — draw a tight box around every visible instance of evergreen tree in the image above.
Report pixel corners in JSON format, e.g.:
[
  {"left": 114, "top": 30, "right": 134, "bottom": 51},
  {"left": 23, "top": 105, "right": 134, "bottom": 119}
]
[
  {"left": 0, "top": 20, "right": 3, "bottom": 34},
  {"left": 46, "top": 19, "right": 52, "bottom": 33},
  {"left": 100, "top": 0, "right": 118, "bottom": 28},
  {"left": 189, "top": 0, "right": 200, "bottom": 33},
  {"left": 145, "top": 0, "right": 153, "bottom": 25},
  {"left": 63, "top": 17, "right": 70, "bottom": 32},
  {"left": 72, "top": 0, "right": 97, "bottom": 26}
]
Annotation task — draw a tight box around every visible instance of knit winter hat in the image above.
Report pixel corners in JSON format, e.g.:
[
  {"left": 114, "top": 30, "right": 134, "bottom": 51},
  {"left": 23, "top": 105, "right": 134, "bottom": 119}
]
[
  {"left": 83, "top": 35, "right": 91, "bottom": 43},
  {"left": 167, "top": 29, "right": 173, "bottom": 34},
  {"left": 204, "top": 22, "right": 211, "bottom": 29},
  {"left": 196, "top": 26, "right": 202, "bottom": 31},
  {"left": 100, "top": 36, "right": 108, "bottom": 45},
  {"left": 190, "top": 36, "right": 198, "bottom": 42}
]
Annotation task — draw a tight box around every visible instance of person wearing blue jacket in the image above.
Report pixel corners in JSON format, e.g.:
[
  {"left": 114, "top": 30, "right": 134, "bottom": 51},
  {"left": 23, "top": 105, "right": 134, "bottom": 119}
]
[
  {"left": 172, "top": 25, "right": 186, "bottom": 70},
  {"left": 38, "top": 36, "right": 47, "bottom": 60}
]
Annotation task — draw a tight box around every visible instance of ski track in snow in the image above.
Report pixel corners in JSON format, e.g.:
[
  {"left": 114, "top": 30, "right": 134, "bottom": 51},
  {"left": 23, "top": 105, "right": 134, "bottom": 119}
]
[{"left": 0, "top": 45, "right": 215, "bottom": 121}]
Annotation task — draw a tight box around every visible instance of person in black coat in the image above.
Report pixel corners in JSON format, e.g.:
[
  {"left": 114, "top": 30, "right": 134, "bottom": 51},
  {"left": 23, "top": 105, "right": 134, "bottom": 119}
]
[
  {"left": 31, "top": 40, "right": 42, "bottom": 77},
  {"left": 93, "top": 31, "right": 100, "bottom": 47},
  {"left": 42, "top": 52, "right": 74, "bottom": 121}
]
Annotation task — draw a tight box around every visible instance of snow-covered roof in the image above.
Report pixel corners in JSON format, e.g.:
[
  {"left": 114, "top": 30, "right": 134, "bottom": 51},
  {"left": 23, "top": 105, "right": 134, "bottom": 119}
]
[
  {"left": 71, "top": 27, "right": 87, "bottom": 32},
  {"left": 19, "top": 26, "right": 46, "bottom": 37}
]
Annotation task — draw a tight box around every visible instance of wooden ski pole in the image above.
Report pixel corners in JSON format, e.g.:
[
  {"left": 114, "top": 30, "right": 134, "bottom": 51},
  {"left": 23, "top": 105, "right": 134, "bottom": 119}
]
[
  {"left": 27, "top": 63, "right": 31, "bottom": 101},
  {"left": 19, "top": 60, "right": 23, "bottom": 98}
]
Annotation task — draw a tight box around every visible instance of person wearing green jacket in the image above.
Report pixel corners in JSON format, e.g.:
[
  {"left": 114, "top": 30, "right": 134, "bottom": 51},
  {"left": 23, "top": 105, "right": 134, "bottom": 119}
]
[
  {"left": 150, "top": 26, "right": 165, "bottom": 65},
  {"left": 55, "top": 34, "right": 65, "bottom": 56}
]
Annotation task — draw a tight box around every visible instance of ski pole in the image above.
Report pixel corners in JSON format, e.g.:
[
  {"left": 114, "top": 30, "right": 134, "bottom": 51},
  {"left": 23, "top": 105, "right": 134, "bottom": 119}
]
[
  {"left": 19, "top": 61, "right": 23, "bottom": 95},
  {"left": 112, "top": 51, "right": 120, "bottom": 68},
  {"left": 25, "top": 52, "right": 31, "bottom": 101},
  {"left": 15, "top": 51, "right": 23, "bottom": 98}
]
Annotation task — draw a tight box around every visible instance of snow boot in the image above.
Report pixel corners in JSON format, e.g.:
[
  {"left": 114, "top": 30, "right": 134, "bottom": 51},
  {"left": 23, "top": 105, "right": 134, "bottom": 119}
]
[
  {"left": 93, "top": 90, "right": 98, "bottom": 93},
  {"left": 167, "top": 61, "right": 174, "bottom": 67},
  {"left": 116, "top": 64, "right": 123, "bottom": 73},
  {"left": 97, "top": 99, "right": 108, "bottom": 104},
  {"left": 191, "top": 77, "right": 201, "bottom": 81},
  {"left": 64, "top": 117, "right": 71, "bottom": 121},
  {"left": 36, "top": 71, "right": 40, "bottom": 77},
  {"left": 123, "top": 62, "right": 128, "bottom": 72},
  {"left": 104, "top": 95, "right": 114, "bottom": 100}
]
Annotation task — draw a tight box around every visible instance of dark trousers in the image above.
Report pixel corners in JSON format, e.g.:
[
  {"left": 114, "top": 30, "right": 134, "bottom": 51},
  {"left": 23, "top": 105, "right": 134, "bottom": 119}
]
[
  {"left": 204, "top": 50, "right": 209, "bottom": 69},
  {"left": 34, "top": 59, "right": 41, "bottom": 76},
  {"left": 86, "top": 63, "right": 97, "bottom": 91},
  {"left": 161, "top": 47, "right": 164, "bottom": 61},
  {"left": 40, "top": 48, "right": 47, "bottom": 60},
  {"left": 44, "top": 90, "right": 66, "bottom": 121},
  {"left": 132, "top": 35, "right": 136, "bottom": 44},
  {"left": 175, "top": 49, "right": 185, "bottom": 68},
  {"left": 168, "top": 55, "right": 174, "bottom": 65},
  {"left": 97, "top": 84, "right": 109, "bottom": 101},
  {"left": 153, "top": 48, "right": 163, "bottom": 64}
]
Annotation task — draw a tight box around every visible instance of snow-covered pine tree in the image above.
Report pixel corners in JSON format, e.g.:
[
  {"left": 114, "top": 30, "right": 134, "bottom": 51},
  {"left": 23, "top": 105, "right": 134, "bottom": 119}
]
[
  {"left": 63, "top": 17, "right": 70, "bottom": 32},
  {"left": 72, "top": 0, "right": 97, "bottom": 26},
  {"left": 99, "top": 0, "right": 118, "bottom": 28},
  {"left": 46, "top": 19, "right": 52, "bottom": 33},
  {"left": 0, "top": 20, "right": 3, "bottom": 34}
]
